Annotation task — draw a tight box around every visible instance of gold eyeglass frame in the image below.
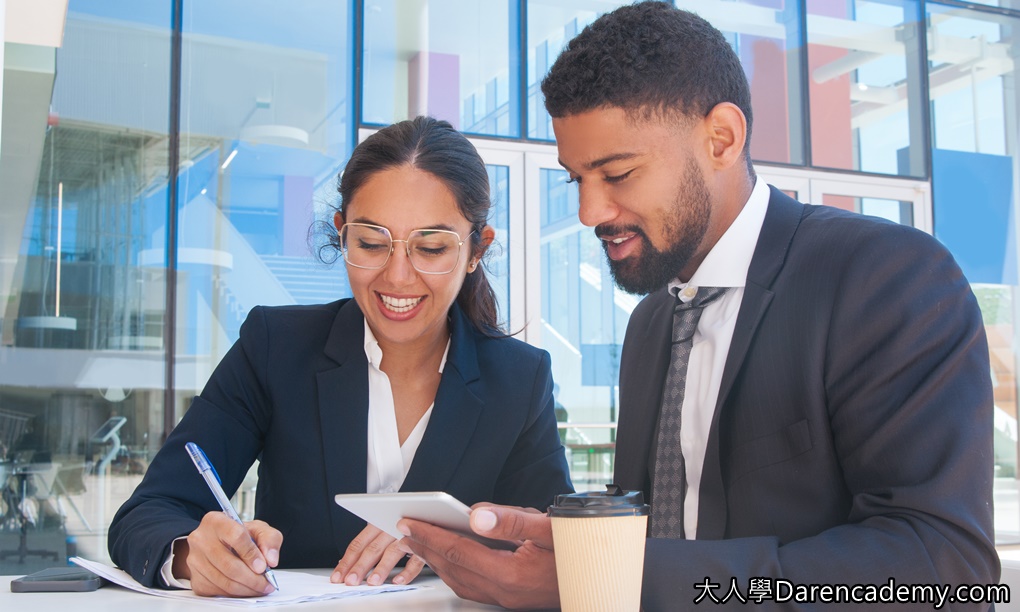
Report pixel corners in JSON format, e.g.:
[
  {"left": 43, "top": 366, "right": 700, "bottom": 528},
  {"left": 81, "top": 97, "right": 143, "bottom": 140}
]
[{"left": 338, "top": 222, "right": 475, "bottom": 275}]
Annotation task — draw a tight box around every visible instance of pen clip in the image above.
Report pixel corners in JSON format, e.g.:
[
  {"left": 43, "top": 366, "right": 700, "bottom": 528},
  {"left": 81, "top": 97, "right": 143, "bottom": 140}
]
[{"left": 185, "top": 442, "right": 223, "bottom": 485}]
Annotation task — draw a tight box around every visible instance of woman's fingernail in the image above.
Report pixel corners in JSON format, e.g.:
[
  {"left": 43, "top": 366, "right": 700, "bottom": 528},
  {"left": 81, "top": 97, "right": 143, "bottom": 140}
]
[
  {"left": 397, "top": 521, "right": 410, "bottom": 536},
  {"left": 368, "top": 573, "right": 380, "bottom": 585},
  {"left": 345, "top": 573, "right": 359, "bottom": 586},
  {"left": 330, "top": 571, "right": 341, "bottom": 583},
  {"left": 473, "top": 509, "right": 497, "bottom": 532},
  {"left": 393, "top": 575, "right": 405, "bottom": 585},
  {"left": 264, "top": 583, "right": 275, "bottom": 594},
  {"left": 253, "top": 558, "right": 267, "bottom": 573},
  {"left": 267, "top": 549, "right": 279, "bottom": 565}
]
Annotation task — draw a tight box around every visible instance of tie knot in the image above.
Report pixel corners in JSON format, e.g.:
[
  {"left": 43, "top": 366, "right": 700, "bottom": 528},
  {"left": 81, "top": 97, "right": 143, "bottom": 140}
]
[
  {"left": 672, "top": 286, "right": 728, "bottom": 310},
  {"left": 669, "top": 286, "right": 728, "bottom": 344}
]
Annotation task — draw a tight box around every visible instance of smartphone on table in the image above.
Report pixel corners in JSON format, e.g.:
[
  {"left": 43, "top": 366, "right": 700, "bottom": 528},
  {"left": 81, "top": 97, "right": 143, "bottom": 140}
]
[{"left": 10, "top": 567, "right": 106, "bottom": 592}]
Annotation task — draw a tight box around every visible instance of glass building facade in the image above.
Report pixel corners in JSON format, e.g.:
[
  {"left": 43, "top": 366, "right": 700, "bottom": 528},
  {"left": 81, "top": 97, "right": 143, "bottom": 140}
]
[{"left": 1, "top": 0, "right": 1017, "bottom": 571}]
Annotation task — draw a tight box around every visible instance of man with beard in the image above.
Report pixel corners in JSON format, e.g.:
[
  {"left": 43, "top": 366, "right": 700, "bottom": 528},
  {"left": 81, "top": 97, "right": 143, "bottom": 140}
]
[{"left": 398, "top": 3, "right": 998, "bottom": 609}]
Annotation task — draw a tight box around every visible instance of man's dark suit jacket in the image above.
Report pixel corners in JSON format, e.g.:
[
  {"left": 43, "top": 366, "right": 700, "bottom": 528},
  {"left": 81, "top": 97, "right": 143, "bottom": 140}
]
[
  {"left": 109, "top": 299, "right": 572, "bottom": 587},
  {"left": 616, "top": 187, "right": 998, "bottom": 609}
]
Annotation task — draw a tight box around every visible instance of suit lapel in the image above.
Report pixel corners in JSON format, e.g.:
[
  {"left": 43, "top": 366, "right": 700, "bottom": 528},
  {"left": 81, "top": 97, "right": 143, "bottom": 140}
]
[
  {"left": 716, "top": 187, "right": 801, "bottom": 409},
  {"left": 401, "top": 305, "right": 484, "bottom": 492},
  {"left": 615, "top": 290, "right": 674, "bottom": 497},
  {"left": 697, "top": 186, "right": 804, "bottom": 540},
  {"left": 316, "top": 299, "right": 370, "bottom": 553}
]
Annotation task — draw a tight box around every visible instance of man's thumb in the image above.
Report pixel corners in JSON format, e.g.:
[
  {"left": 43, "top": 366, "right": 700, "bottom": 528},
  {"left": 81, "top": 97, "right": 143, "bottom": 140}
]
[{"left": 470, "top": 507, "right": 551, "bottom": 545}]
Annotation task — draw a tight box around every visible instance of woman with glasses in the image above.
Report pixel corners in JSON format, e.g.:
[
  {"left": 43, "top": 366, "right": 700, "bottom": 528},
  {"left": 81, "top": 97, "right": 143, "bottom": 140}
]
[{"left": 108, "top": 117, "right": 573, "bottom": 597}]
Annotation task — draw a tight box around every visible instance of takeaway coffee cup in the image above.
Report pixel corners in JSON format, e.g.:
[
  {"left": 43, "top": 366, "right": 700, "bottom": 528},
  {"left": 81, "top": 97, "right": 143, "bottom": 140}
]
[{"left": 547, "top": 484, "right": 649, "bottom": 612}]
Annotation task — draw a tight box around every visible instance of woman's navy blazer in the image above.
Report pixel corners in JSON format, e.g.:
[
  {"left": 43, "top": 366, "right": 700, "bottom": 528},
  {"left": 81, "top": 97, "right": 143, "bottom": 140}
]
[{"left": 109, "top": 298, "right": 572, "bottom": 586}]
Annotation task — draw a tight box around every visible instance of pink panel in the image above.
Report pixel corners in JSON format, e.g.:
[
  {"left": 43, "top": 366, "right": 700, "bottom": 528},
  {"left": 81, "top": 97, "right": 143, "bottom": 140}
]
[
  {"left": 408, "top": 51, "right": 460, "bottom": 128},
  {"left": 747, "top": 37, "right": 791, "bottom": 164},
  {"left": 283, "top": 175, "right": 314, "bottom": 257},
  {"left": 807, "top": 0, "right": 853, "bottom": 170}
]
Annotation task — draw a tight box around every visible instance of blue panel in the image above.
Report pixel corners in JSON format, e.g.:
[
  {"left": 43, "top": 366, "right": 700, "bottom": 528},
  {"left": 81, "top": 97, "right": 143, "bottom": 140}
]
[
  {"left": 932, "top": 149, "right": 1016, "bottom": 285},
  {"left": 580, "top": 343, "right": 622, "bottom": 387}
]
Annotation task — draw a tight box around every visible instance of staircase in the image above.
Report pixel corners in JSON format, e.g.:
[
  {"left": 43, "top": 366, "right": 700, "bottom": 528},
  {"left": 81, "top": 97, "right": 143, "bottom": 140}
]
[{"left": 260, "top": 255, "right": 350, "bottom": 305}]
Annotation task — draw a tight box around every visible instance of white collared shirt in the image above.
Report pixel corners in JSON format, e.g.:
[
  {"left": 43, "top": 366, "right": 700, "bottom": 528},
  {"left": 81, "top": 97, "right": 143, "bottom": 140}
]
[
  {"left": 364, "top": 319, "right": 448, "bottom": 494},
  {"left": 664, "top": 177, "right": 770, "bottom": 539},
  {"left": 160, "top": 318, "right": 449, "bottom": 588}
]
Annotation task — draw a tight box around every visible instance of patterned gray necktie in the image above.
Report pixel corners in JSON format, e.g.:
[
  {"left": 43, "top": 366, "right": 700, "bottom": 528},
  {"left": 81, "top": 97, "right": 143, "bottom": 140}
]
[{"left": 650, "top": 285, "right": 729, "bottom": 539}]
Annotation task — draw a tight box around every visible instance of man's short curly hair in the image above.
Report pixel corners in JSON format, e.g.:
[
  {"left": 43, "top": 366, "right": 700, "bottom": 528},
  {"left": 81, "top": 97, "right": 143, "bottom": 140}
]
[{"left": 541, "top": 2, "right": 753, "bottom": 151}]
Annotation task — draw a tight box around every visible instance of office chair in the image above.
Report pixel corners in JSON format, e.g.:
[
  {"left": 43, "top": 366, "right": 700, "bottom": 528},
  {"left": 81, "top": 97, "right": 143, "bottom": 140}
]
[{"left": 48, "top": 464, "right": 92, "bottom": 532}]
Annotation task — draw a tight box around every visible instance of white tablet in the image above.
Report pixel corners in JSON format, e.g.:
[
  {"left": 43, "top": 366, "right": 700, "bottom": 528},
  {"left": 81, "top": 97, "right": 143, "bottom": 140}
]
[{"left": 334, "top": 491, "right": 517, "bottom": 550}]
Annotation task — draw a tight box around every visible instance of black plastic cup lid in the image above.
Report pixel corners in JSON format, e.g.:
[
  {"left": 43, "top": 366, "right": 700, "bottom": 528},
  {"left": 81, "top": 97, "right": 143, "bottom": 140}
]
[{"left": 547, "top": 484, "right": 650, "bottom": 517}]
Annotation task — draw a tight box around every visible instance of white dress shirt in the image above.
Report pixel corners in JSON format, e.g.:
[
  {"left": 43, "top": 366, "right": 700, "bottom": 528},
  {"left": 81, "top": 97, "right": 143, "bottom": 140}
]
[
  {"left": 161, "top": 318, "right": 448, "bottom": 587},
  {"left": 364, "top": 319, "right": 447, "bottom": 494},
  {"left": 664, "top": 177, "right": 769, "bottom": 539}
]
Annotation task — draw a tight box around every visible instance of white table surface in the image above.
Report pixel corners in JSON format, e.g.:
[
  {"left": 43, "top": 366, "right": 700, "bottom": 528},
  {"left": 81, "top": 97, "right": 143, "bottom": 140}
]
[{"left": 0, "top": 568, "right": 502, "bottom": 611}]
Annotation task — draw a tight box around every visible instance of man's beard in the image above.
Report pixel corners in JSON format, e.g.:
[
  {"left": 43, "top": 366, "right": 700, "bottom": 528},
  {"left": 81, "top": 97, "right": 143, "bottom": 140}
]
[{"left": 599, "top": 158, "right": 711, "bottom": 295}]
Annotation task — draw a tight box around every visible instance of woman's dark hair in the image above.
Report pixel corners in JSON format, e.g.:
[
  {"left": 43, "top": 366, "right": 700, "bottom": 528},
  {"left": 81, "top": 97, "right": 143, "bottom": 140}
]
[
  {"left": 320, "top": 116, "right": 503, "bottom": 336},
  {"left": 541, "top": 1, "right": 754, "bottom": 169}
]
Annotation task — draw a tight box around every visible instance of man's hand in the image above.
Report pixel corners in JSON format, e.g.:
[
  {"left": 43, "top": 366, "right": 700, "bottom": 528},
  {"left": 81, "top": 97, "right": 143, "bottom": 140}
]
[
  {"left": 176, "top": 511, "right": 281, "bottom": 597},
  {"left": 331, "top": 524, "right": 426, "bottom": 586},
  {"left": 397, "top": 505, "right": 560, "bottom": 610}
]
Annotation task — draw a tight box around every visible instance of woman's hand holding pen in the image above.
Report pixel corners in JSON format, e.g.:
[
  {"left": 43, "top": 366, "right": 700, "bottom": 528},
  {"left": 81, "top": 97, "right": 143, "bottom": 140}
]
[
  {"left": 175, "top": 511, "right": 283, "bottom": 597},
  {"left": 332, "top": 524, "right": 426, "bottom": 586}
]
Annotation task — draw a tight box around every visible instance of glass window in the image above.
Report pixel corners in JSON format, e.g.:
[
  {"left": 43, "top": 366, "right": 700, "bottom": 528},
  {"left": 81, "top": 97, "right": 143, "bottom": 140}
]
[
  {"left": 0, "top": 0, "right": 355, "bottom": 572},
  {"left": 485, "top": 164, "right": 511, "bottom": 328},
  {"left": 0, "top": 1, "right": 172, "bottom": 572},
  {"left": 807, "top": 0, "right": 927, "bottom": 176},
  {"left": 821, "top": 194, "right": 914, "bottom": 226},
  {"left": 177, "top": 0, "right": 353, "bottom": 413},
  {"left": 538, "top": 168, "right": 629, "bottom": 490},
  {"left": 363, "top": 0, "right": 520, "bottom": 137},
  {"left": 680, "top": 0, "right": 808, "bottom": 165},
  {"left": 526, "top": 1, "right": 625, "bottom": 141},
  {"left": 926, "top": 4, "right": 1020, "bottom": 542},
  {"left": 529, "top": 1, "right": 807, "bottom": 165},
  {"left": 961, "top": 0, "right": 1020, "bottom": 11}
]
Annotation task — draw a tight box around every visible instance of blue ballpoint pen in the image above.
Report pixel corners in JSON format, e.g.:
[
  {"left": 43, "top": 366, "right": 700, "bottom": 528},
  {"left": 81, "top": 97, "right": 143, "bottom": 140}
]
[{"left": 185, "top": 442, "right": 280, "bottom": 591}]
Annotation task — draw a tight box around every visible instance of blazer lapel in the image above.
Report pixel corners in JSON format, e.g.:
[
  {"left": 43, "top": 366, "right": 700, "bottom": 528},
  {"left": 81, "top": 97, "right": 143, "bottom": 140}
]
[
  {"left": 614, "top": 289, "right": 674, "bottom": 498},
  {"left": 697, "top": 186, "right": 804, "bottom": 540},
  {"left": 401, "top": 305, "right": 484, "bottom": 493},
  {"left": 716, "top": 187, "right": 801, "bottom": 409},
  {"left": 316, "top": 299, "right": 370, "bottom": 552}
]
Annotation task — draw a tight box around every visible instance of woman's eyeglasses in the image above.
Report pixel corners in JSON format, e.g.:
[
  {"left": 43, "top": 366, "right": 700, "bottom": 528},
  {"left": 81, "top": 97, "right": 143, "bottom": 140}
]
[{"left": 339, "top": 222, "right": 474, "bottom": 275}]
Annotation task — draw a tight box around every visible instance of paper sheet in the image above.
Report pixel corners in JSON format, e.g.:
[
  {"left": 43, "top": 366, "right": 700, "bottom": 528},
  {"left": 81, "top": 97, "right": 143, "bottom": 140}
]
[{"left": 71, "top": 557, "right": 421, "bottom": 608}]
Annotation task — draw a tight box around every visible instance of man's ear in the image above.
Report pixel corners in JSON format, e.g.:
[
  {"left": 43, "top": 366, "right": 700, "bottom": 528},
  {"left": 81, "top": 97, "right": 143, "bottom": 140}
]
[
  {"left": 333, "top": 211, "right": 344, "bottom": 231},
  {"left": 703, "top": 102, "right": 748, "bottom": 171}
]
